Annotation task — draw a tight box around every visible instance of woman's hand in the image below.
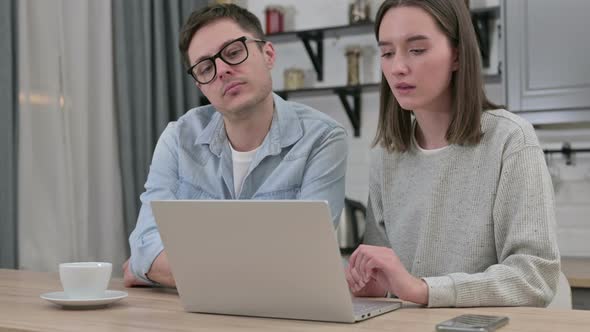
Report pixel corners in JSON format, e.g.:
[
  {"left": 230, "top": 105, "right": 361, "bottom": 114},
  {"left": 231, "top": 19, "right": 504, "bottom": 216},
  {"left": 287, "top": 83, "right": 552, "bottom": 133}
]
[
  {"left": 345, "top": 245, "right": 429, "bottom": 305},
  {"left": 345, "top": 265, "right": 388, "bottom": 297}
]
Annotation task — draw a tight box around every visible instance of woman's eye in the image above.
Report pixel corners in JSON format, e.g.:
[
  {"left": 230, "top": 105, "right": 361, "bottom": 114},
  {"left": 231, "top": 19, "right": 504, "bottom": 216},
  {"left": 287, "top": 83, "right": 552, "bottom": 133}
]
[{"left": 410, "top": 49, "right": 426, "bottom": 55}]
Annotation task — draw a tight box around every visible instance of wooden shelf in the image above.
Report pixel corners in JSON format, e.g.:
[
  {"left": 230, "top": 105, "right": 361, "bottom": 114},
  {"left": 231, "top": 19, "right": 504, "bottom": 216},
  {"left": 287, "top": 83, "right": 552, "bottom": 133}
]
[
  {"left": 265, "top": 23, "right": 373, "bottom": 82},
  {"left": 199, "top": 75, "right": 500, "bottom": 137},
  {"left": 471, "top": 5, "right": 501, "bottom": 16},
  {"left": 277, "top": 83, "right": 379, "bottom": 137},
  {"left": 265, "top": 23, "right": 374, "bottom": 44},
  {"left": 259, "top": 11, "right": 501, "bottom": 137},
  {"left": 275, "top": 83, "right": 379, "bottom": 98}
]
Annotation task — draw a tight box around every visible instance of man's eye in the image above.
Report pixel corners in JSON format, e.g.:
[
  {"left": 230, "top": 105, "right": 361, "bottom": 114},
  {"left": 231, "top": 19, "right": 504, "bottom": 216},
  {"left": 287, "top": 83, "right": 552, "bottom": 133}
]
[
  {"left": 198, "top": 65, "right": 213, "bottom": 75},
  {"left": 226, "top": 48, "right": 243, "bottom": 58}
]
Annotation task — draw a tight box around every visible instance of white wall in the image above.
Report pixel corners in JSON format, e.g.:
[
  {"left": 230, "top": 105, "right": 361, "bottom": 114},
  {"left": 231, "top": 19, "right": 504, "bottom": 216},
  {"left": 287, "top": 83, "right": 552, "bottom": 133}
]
[
  {"left": 248, "top": 0, "right": 589, "bottom": 257},
  {"left": 536, "top": 126, "right": 590, "bottom": 257}
]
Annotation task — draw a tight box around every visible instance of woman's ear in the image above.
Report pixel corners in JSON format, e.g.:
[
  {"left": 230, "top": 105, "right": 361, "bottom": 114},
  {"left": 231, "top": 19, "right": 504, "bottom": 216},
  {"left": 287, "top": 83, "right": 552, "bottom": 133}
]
[
  {"left": 451, "top": 47, "right": 459, "bottom": 71},
  {"left": 263, "top": 42, "right": 276, "bottom": 69}
]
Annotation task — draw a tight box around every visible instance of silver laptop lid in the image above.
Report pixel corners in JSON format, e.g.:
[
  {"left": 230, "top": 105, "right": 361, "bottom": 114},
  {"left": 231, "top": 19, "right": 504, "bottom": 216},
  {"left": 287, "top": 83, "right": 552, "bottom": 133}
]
[{"left": 152, "top": 200, "right": 358, "bottom": 322}]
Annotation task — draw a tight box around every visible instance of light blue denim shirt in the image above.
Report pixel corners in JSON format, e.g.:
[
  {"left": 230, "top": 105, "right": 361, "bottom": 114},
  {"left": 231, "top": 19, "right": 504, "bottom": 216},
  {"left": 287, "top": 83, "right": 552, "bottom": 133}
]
[{"left": 129, "top": 93, "right": 348, "bottom": 283}]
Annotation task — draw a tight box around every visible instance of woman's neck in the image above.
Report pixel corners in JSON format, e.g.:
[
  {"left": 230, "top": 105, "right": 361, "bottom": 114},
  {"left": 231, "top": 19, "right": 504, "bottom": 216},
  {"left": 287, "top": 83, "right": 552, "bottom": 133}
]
[{"left": 413, "top": 94, "right": 453, "bottom": 150}]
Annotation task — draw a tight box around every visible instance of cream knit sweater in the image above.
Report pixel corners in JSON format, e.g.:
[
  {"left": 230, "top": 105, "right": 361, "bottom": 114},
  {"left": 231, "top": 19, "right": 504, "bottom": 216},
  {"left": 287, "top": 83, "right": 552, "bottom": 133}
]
[{"left": 364, "top": 109, "right": 560, "bottom": 307}]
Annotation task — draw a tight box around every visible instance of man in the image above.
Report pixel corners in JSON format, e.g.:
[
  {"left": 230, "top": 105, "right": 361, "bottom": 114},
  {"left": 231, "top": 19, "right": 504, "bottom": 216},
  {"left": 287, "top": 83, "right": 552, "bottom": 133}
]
[{"left": 123, "top": 4, "right": 347, "bottom": 287}]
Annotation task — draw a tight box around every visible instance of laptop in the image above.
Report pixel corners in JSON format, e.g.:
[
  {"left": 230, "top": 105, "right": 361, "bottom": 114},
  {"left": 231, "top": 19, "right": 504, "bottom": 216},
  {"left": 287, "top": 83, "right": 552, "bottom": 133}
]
[{"left": 151, "top": 200, "right": 401, "bottom": 323}]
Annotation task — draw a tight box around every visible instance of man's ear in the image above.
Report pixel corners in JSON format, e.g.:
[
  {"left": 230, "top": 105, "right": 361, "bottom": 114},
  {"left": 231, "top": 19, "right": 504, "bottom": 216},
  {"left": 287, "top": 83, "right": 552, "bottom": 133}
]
[{"left": 262, "top": 42, "right": 276, "bottom": 69}]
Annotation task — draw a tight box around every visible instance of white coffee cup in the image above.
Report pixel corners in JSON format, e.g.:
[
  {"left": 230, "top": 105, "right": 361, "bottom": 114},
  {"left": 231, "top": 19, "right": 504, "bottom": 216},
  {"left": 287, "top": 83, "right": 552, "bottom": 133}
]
[{"left": 59, "top": 262, "right": 112, "bottom": 299}]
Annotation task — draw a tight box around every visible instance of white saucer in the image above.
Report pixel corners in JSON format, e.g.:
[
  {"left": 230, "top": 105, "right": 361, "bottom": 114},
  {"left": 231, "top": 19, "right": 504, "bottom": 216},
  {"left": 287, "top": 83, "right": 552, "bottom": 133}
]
[{"left": 40, "top": 290, "right": 128, "bottom": 308}]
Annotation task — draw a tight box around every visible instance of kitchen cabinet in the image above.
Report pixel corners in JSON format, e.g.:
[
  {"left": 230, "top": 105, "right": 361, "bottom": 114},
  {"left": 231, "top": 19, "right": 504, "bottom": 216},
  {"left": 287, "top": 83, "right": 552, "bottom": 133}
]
[{"left": 505, "top": 0, "right": 590, "bottom": 119}]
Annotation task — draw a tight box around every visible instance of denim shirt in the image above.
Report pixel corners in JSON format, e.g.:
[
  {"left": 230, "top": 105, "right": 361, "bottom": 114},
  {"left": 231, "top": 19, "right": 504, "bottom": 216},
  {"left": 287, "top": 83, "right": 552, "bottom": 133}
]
[{"left": 129, "top": 93, "right": 348, "bottom": 283}]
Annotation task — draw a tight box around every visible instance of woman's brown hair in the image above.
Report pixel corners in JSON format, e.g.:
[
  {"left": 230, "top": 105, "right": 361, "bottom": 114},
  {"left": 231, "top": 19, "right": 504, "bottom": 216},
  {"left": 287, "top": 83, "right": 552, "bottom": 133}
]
[{"left": 373, "top": 0, "right": 501, "bottom": 152}]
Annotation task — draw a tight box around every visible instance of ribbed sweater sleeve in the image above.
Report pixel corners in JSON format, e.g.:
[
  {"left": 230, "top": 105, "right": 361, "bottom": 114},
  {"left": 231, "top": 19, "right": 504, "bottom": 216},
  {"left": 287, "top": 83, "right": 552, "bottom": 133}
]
[{"left": 425, "top": 146, "right": 560, "bottom": 307}]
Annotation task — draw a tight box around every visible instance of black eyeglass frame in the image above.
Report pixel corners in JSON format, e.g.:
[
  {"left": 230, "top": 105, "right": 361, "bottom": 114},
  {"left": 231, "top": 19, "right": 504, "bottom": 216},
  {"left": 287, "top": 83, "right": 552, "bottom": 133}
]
[{"left": 186, "top": 36, "right": 267, "bottom": 84}]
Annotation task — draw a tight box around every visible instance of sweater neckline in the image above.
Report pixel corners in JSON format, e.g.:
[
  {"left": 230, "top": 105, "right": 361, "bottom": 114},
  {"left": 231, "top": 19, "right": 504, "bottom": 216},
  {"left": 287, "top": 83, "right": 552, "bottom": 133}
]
[{"left": 411, "top": 120, "right": 450, "bottom": 155}]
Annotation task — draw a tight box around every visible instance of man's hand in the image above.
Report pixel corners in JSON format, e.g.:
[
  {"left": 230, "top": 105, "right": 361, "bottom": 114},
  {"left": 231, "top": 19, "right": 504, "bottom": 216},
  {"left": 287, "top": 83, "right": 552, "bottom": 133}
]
[
  {"left": 122, "top": 251, "right": 176, "bottom": 288},
  {"left": 146, "top": 251, "right": 176, "bottom": 287},
  {"left": 122, "top": 259, "right": 149, "bottom": 287},
  {"left": 345, "top": 245, "right": 429, "bottom": 305}
]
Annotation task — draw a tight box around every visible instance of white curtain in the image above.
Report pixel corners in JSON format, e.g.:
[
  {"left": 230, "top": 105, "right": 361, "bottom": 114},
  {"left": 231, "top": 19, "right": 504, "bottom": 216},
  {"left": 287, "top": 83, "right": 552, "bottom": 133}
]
[{"left": 18, "top": 0, "right": 126, "bottom": 275}]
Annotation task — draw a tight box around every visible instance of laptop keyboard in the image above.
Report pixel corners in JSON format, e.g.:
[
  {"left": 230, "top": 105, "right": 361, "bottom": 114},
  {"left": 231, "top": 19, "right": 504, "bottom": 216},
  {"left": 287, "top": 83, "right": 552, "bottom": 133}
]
[{"left": 352, "top": 298, "right": 396, "bottom": 315}]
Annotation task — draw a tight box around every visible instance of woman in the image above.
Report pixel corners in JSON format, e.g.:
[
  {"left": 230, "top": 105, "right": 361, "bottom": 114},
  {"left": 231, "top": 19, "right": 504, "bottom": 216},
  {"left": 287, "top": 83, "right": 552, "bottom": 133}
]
[{"left": 345, "top": 0, "right": 560, "bottom": 307}]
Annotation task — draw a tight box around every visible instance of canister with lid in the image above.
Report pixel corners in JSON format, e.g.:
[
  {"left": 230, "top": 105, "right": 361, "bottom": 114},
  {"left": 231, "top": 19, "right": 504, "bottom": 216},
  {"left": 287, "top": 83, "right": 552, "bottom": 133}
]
[
  {"left": 265, "top": 6, "right": 285, "bottom": 34},
  {"left": 345, "top": 46, "right": 362, "bottom": 85}
]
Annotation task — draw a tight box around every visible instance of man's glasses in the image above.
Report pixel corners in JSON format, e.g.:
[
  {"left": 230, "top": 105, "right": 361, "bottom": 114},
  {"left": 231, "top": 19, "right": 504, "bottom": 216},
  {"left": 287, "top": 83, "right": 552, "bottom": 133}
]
[{"left": 187, "top": 36, "right": 267, "bottom": 85}]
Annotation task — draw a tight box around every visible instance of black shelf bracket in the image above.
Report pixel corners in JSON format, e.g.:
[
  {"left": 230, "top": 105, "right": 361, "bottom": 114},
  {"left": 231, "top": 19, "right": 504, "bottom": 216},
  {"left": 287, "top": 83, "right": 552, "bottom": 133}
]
[
  {"left": 543, "top": 142, "right": 590, "bottom": 166},
  {"left": 471, "top": 12, "right": 491, "bottom": 68},
  {"left": 334, "top": 87, "right": 361, "bottom": 137},
  {"left": 470, "top": 6, "right": 500, "bottom": 70},
  {"left": 297, "top": 31, "right": 324, "bottom": 81},
  {"left": 275, "top": 90, "right": 288, "bottom": 100}
]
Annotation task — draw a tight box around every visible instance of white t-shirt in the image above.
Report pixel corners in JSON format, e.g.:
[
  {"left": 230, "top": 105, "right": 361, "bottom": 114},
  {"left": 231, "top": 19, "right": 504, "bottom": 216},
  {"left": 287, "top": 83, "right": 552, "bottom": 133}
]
[
  {"left": 412, "top": 120, "right": 449, "bottom": 155},
  {"left": 229, "top": 142, "right": 260, "bottom": 197}
]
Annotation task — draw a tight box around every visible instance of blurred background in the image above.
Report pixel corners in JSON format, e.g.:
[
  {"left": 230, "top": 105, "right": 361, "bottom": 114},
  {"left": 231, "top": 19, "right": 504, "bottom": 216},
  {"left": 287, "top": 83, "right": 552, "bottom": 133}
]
[{"left": 1, "top": 0, "right": 589, "bottom": 308}]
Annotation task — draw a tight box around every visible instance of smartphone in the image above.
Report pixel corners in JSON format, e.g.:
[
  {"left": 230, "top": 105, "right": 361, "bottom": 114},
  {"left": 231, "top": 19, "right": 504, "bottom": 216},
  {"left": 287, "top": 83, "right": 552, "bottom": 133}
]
[{"left": 435, "top": 314, "right": 509, "bottom": 332}]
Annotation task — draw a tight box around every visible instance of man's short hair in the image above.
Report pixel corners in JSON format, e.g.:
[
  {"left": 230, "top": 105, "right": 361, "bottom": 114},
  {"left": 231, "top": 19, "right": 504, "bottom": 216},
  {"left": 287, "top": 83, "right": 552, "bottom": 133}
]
[{"left": 179, "top": 4, "right": 265, "bottom": 68}]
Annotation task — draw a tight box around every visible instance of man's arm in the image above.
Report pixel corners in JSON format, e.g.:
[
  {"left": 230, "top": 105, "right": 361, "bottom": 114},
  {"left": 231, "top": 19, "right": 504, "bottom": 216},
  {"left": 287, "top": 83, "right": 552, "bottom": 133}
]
[
  {"left": 127, "top": 123, "right": 180, "bottom": 287},
  {"left": 298, "top": 126, "right": 348, "bottom": 226},
  {"left": 146, "top": 251, "right": 175, "bottom": 286},
  {"left": 123, "top": 259, "right": 148, "bottom": 287},
  {"left": 123, "top": 251, "right": 175, "bottom": 287}
]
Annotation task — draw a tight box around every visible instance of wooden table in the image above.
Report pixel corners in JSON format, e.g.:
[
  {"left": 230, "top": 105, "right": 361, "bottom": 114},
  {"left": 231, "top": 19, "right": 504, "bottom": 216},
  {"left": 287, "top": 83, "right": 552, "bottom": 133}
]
[
  {"left": 1, "top": 269, "right": 590, "bottom": 331},
  {"left": 562, "top": 257, "right": 590, "bottom": 288}
]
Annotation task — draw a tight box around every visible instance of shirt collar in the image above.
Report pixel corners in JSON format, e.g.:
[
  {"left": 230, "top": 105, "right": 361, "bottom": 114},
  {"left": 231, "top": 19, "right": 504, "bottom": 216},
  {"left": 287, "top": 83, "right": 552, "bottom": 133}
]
[{"left": 193, "top": 93, "right": 303, "bottom": 157}]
